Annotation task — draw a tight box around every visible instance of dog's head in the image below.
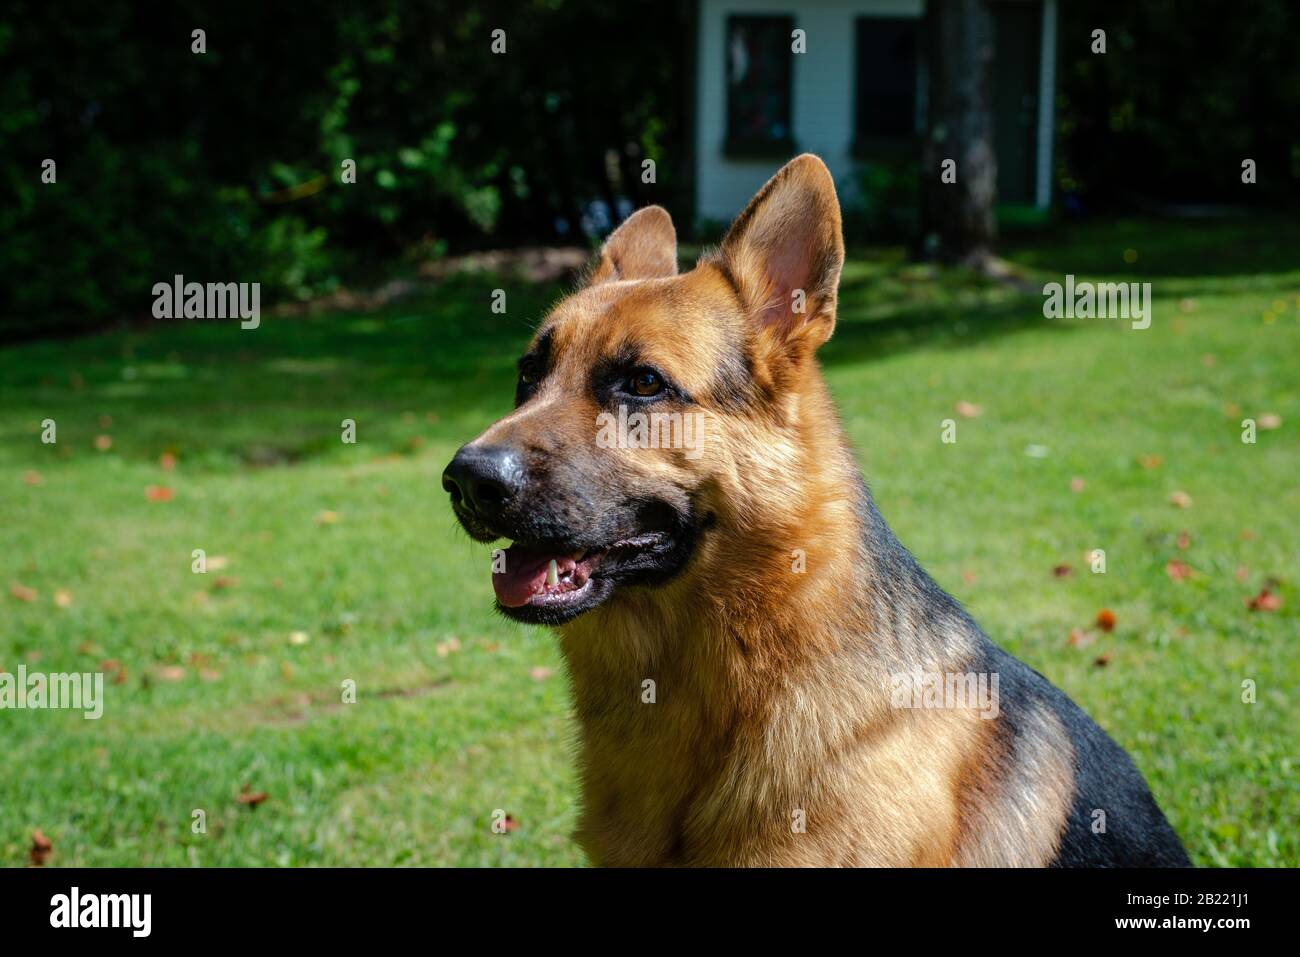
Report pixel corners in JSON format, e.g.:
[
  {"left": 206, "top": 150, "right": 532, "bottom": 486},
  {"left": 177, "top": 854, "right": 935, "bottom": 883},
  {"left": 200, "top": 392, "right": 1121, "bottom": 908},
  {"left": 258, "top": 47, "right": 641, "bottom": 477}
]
[{"left": 443, "top": 154, "right": 845, "bottom": 624}]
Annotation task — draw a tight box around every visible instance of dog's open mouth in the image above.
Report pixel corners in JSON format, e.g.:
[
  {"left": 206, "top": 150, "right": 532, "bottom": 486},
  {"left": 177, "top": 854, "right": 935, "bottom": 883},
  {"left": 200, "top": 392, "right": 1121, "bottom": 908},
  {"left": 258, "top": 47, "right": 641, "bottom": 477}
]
[
  {"left": 493, "top": 544, "right": 601, "bottom": 609},
  {"left": 491, "top": 532, "right": 676, "bottom": 624}
]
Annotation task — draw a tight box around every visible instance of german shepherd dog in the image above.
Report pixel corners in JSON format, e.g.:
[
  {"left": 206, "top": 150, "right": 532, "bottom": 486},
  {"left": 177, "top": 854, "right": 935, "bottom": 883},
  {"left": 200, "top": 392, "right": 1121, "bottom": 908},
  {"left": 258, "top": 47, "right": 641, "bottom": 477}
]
[{"left": 443, "top": 155, "right": 1190, "bottom": 867}]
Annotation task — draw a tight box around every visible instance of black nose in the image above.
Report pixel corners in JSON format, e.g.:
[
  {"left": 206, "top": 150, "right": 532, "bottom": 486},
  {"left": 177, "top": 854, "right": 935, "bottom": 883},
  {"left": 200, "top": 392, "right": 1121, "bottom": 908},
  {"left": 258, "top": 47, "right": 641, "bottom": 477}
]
[{"left": 442, "top": 445, "right": 523, "bottom": 521}]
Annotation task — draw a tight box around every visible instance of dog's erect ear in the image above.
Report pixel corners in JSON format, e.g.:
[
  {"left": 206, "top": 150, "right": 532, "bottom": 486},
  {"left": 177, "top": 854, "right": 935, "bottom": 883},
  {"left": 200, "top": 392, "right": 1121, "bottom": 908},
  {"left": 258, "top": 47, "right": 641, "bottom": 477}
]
[
  {"left": 719, "top": 154, "right": 844, "bottom": 350},
  {"left": 587, "top": 206, "right": 677, "bottom": 285}
]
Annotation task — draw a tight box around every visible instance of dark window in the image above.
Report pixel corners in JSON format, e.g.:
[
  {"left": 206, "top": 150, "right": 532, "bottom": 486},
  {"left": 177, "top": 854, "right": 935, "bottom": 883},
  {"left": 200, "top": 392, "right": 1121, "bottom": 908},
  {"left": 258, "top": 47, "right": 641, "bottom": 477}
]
[
  {"left": 854, "top": 17, "right": 920, "bottom": 144},
  {"left": 725, "top": 15, "right": 795, "bottom": 156}
]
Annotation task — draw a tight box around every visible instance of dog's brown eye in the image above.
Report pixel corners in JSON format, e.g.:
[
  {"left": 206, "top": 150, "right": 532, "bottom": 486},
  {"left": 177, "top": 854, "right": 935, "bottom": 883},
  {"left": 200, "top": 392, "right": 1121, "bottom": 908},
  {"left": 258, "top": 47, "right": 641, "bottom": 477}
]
[{"left": 630, "top": 370, "right": 662, "bottom": 397}]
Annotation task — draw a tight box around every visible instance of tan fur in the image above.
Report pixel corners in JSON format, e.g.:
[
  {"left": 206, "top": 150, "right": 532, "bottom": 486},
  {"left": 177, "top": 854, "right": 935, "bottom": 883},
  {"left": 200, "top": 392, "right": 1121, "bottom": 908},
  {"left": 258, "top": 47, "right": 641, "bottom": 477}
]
[{"left": 472, "top": 156, "right": 1074, "bottom": 866}]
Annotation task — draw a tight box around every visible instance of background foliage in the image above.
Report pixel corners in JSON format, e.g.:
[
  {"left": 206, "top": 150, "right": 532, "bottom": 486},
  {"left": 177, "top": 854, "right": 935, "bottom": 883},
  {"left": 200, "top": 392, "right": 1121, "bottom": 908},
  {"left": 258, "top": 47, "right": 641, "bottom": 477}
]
[
  {"left": 1, "top": 1, "right": 692, "bottom": 336},
  {"left": 1057, "top": 0, "right": 1300, "bottom": 211},
  {"left": 1, "top": 0, "right": 1297, "bottom": 328}
]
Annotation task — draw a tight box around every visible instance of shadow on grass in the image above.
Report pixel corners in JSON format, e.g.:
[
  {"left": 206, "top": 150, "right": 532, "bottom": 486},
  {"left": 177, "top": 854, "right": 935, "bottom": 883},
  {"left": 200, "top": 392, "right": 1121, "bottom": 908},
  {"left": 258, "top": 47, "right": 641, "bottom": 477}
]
[
  {"left": 4, "top": 215, "right": 1296, "bottom": 471},
  {"left": 0, "top": 277, "right": 562, "bottom": 471},
  {"left": 1001, "top": 215, "right": 1300, "bottom": 281},
  {"left": 824, "top": 291, "right": 1074, "bottom": 370}
]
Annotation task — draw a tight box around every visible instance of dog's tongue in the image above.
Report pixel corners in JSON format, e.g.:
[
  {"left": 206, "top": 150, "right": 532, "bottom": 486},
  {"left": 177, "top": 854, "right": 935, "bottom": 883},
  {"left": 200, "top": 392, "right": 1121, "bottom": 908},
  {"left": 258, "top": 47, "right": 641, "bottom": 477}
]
[{"left": 493, "top": 545, "right": 585, "bottom": 607}]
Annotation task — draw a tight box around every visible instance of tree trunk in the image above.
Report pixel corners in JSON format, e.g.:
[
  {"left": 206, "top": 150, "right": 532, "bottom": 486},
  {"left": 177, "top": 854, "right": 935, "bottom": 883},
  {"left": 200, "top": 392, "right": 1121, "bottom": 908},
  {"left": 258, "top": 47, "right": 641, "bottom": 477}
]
[{"left": 920, "top": 0, "right": 997, "bottom": 267}]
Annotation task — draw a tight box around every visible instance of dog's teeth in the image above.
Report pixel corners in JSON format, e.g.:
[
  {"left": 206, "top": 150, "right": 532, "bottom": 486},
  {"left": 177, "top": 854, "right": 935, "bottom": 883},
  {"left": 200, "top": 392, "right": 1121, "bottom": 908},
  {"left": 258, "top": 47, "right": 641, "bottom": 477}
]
[
  {"left": 571, "top": 550, "right": 586, "bottom": 562},
  {"left": 546, "top": 559, "right": 559, "bottom": 587}
]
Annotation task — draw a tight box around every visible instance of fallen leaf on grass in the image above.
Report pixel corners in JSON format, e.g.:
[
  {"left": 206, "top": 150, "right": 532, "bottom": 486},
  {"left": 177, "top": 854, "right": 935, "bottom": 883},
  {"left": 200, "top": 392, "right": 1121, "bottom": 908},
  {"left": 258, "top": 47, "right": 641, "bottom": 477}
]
[
  {"left": 145, "top": 485, "right": 174, "bottom": 502},
  {"left": 314, "top": 510, "right": 340, "bottom": 525},
  {"left": 159, "top": 451, "right": 177, "bottom": 471},
  {"left": 1165, "top": 560, "right": 1194, "bottom": 581},
  {"left": 1093, "top": 652, "right": 1113, "bottom": 668},
  {"left": 1176, "top": 531, "right": 1191, "bottom": 550},
  {"left": 10, "top": 583, "right": 38, "bottom": 602},
  {"left": 1096, "top": 609, "right": 1117, "bottom": 632},
  {"left": 1234, "top": 565, "right": 1250, "bottom": 583},
  {"left": 1139, "top": 454, "right": 1163, "bottom": 470},
  {"left": 1070, "top": 476, "right": 1086, "bottom": 493},
  {"left": 1257, "top": 413, "right": 1282, "bottom": 430},
  {"left": 955, "top": 401, "right": 983, "bottom": 419},
  {"left": 1169, "top": 490, "right": 1193, "bottom": 509},
  {"left": 101, "top": 660, "right": 128, "bottom": 685},
  {"left": 436, "top": 637, "right": 461, "bottom": 658},
  {"left": 237, "top": 786, "right": 268, "bottom": 808},
  {"left": 206, "top": 555, "right": 229, "bottom": 571},
  {"left": 157, "top": 666, "right": 186, "bottom": 682},
  {"left": 22, "top": 471, "right": 43, "bottom": 486},
  {"left": 53, "top": 589, "right": 73, "bottom": 608},
  {"left": 960, "top": 569, "right": 977, "bottom": 585},
  {"left": 1246, "top": 590, "right": 1282, "bottom": 612},
  {"left": 530, "top": 666, "right": 553, "bottom": 681},
  {"left": 94, "top": 434, "right": 113, "bottom": 452},
  {"left": 1067, "top": 628, "right": 1095, "bottom": 648},
  {"left": 211, "top": 576, "right": 239, "bottom": 591},
  {"left": 29, "top": 829, "right": 53, "bottom": 866},
  {"left": 1052, "top": 564, "right": 1073, "bottom": 578},
  {"left": 289, "top": 631, "right": 310, "bottom": 646}
]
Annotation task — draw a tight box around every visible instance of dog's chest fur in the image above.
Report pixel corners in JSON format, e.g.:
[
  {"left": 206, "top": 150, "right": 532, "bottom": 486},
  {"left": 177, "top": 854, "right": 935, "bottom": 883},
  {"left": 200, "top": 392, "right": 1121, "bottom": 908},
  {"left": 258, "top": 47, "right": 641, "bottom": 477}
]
[{"left": 559, "top": 578, "right": 1076, "bottom": 868}]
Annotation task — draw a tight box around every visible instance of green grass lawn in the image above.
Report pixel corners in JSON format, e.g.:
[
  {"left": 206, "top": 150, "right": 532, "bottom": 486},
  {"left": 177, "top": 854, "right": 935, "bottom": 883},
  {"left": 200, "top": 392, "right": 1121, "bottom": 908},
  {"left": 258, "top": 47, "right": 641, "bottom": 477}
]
[{"left": 2, "top": 217, "right": 1297, "bottom": 867}]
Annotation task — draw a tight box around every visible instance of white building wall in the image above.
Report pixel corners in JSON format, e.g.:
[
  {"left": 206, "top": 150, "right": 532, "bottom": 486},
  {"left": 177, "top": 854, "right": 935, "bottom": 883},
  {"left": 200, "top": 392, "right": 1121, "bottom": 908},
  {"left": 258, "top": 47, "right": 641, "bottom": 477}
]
[{"left": 695, "top": 0, "right": 924, "bottom": 224}]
